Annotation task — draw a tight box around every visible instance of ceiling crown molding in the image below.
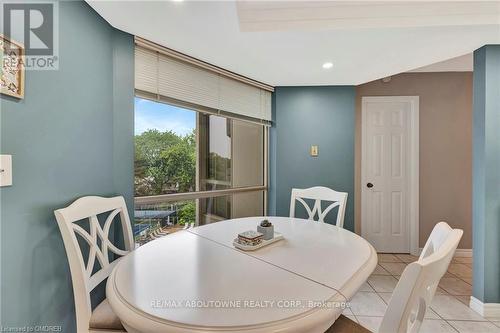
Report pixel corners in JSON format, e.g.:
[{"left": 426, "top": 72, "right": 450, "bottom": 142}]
[{"left": 237, "top": 1, "right": 500, "bottom": 32}]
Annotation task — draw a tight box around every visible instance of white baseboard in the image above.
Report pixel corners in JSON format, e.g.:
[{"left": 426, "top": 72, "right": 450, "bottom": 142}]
[
  {"left": 417, "top": 248, "right": 472, "bottom": 258},
  {"left": 470, "top": 296, "right": 500, "bottom": 318}
]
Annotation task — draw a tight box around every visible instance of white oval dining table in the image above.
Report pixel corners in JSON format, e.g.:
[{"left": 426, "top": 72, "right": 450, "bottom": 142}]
[{"left": 106, "top": 216, "right": 377, "bottom": 333}]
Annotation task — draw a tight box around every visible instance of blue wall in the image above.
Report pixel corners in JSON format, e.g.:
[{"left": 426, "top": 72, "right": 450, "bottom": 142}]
[
  {"left": 472, "top": 45, "right": 500, "bottom": 304},
  {"left": 0, "top": 1, "right": 134, "bottom": 329},
  {"left": 269, "top": 86, "right": 356, "bottom": 231}
]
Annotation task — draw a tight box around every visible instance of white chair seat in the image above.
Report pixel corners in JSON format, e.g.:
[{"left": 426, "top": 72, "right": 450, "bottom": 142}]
[{"left": 90, "top": 299, "right": 125, "bottom": 331}]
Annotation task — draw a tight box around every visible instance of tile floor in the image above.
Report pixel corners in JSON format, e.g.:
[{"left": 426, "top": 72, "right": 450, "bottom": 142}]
[{"left": 345, "top": 254, "right": 500, "bottom": 333}]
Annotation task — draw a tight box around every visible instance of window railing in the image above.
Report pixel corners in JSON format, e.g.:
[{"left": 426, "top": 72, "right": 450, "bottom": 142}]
[
  {"left": 134, "top": 185, "right": 267, "bottom": 205},
  {"left": 134, "top": 187, "right": 266, "bottom": 246}
]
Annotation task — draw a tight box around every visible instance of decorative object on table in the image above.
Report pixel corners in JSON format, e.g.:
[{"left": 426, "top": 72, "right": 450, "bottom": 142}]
[
  {"left": 236, "top": 230, "right": 263, "bottom": 246},
  {"left": 1, "top": 35, "right": 25, "bottom": 99},
  {"left": 233, "top": 231, "right": 284, "bottom": 251},
  {"left": 257, "top": 219, "right": 274, "bottom": 240}
]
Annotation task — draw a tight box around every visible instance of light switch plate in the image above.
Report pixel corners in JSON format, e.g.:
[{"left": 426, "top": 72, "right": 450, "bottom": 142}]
[
  {"left": 310, "top": 145, "right": 319, "bottom": 157},
  {"left": 0, "top": 155, "right": 12, "bottom": 186}
]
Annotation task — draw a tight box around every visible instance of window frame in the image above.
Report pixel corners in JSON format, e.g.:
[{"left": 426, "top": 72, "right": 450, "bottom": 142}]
[{"left": 134, "top": 90, "right": 269, "bottom": 218}]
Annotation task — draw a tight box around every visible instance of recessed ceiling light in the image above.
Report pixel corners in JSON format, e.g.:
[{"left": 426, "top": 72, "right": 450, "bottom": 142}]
[
  {"left": 322, "top": 62, "right": 333, "bottom": 69},
  {"left": 172, "top": 0, "right": 184, "bottom": 2}
]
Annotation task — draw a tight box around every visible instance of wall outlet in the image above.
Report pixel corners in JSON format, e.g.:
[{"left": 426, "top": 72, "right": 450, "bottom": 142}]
[
  {"left": 310, "top": 145, "right": 319, "bottom": 157},
  {"left": 0, "top": 155, "right": 13, "bottom": 187}
]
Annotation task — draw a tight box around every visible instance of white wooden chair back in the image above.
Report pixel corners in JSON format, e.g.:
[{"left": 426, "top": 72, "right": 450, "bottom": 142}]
[
  {"left": 289, "top": 186, "right": 348, "bottom": 227},
  {"left": 379, "top": 222, "right": 463, "bottom": 333},
  {"left": 54, "top": 196, "right": 134, "bottom": 333}
]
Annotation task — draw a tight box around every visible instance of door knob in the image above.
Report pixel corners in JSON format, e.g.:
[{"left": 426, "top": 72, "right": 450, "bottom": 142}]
[{"left": 367, "top": 183, "right": 374, "bottom": 188}]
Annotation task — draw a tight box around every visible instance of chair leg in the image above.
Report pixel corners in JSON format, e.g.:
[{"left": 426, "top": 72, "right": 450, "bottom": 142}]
[{"left": 325, "top": 315, "right": 372, "bottom": 333}]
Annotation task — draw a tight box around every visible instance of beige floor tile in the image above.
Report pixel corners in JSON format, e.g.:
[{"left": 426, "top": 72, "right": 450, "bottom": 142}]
[
  {"left": 349, "top": 292, "right": 387, "bottom": 316},
  {"left": 372, "top": 264, "right": 391, "bottom": 275},
  {"left": 377, "top": 292, "right": 440, "bottom": 319},
  {"left": 435, "top": 286, "right": 448, "bottom": 295},
  {"left": 356, "top": 316, "right": 382, "bottom": 332},
  {"left": 343, "top": 307, "right": 355, "bottom": 317},
  {"left": 439, "top": 277, "right": 472, "bottom": 296},
  {"left": 492, "top": 321, "right": 500, "bottom": 328},
  {"left": 343, "top": 307, "right": 353, "bottom": 314},
  {"left": 378, "top": 253, "right": 401, "bottom": 263},
  {"left": 449, "top": 320, "right": 500, "bottom": 333},
  {"left": 377, "top": 292, "right": 392, "bottom": 304},
  {"left": 395, "top": 254, "right": 419, "bottom": 263},
  {"left": 419, "top": 319, "right": 457, "bottom": 333},
  {"left": 344, "top": 314, "right": 358, "bottom": 323},
  {"left": 359, "top": 282, "right": 375, "bottom": 292},
  {"left": 367, "top": 275, "right": 398, "bottom": 293},
  {"left": 356, "top": 318, "right": 460, "bottom": 333},
  {"left": 460, "top": 276, "right": 473, "bottom": 285},
  {"left": 454, "top": 295, "right": 471, "bottom": 306},
  {"left": 423, "top": 308, "right": 441, "bottom": 320},
  {"left": 379, "top": 262, "right": 407, "bottom": 275},
  {"left": 430, "top": 295, "right": 486, "bottom": 321},
  {"left": 448, "top": 263, "right": 473, "bottom": 278},
  {"left": 453, "top": 257, "right": 473, "bottom": 264}
]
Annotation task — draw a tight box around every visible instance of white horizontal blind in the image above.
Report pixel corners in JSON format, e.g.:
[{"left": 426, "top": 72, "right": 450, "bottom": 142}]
[
  {"left": 135, "top": 46, "right": 272, "bottom": 121},
  {"left": 158, "top": 55, "right": 220, "bottom": 110},
  {"left": 135, "top": 47, "right": 158, "bottom": 93}
]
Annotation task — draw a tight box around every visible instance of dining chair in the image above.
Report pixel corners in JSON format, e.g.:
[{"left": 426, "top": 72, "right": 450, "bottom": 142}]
[
  {"left": 54, "top": 196, "right": 134, "bottom": 333},
  {"left": 327, "top": 221, "right": 463, "bottom": 333},
  {"left": 289, "top": 186, "right": 348, "bottom": 227}
]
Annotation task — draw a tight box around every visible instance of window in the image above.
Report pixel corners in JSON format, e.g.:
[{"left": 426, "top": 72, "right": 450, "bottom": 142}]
[
  {"left": 134, "top": 97, "right": 267, "bottom": 246},
  {"left": 133, "top": 42, "right": 272, "bottom": 246},
  {"left": 134, "top": 98, "right": 196, "bottom": 196}
]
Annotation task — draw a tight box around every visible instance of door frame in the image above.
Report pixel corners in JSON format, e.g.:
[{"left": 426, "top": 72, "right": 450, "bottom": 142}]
[{"left": 361, "top": 96, "right": 420, "bottom": 255}]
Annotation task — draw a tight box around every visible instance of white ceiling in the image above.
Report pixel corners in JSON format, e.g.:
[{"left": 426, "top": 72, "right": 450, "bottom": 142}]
[
  {"left": 87, "top": 1, "right": 500, "bottom": 86},
  {"left": 409, "top": 53, "right": 473, "bottom": 73}
]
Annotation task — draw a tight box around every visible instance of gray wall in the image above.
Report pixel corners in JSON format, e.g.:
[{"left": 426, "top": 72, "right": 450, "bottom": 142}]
[
  {"left": 0, "top": 1, "right": 134, "bottom": 330},
  {"left": 269, "top": 87, "right": 356, "bottom": 231},
  {"left": 472, "top": 45, "right": 500, "bottom": 304}
]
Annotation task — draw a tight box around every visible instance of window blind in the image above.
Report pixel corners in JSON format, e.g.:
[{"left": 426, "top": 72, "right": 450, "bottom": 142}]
[{"left": 135, "top": 44, "right": 273, "bottom": 122}]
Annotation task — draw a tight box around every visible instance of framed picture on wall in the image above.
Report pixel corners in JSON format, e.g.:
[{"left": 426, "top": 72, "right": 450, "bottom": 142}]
[{"left": 1, "top": 35, "right": 25, "bottom": 99}]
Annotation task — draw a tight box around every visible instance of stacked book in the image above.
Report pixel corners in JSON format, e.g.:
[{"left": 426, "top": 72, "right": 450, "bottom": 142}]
[{"left": 236, "top": 230, "right": 263, "bottom": 246}]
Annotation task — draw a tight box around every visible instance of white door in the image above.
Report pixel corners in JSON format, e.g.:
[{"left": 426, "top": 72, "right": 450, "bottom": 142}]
[{"left": 361, "top": 96, "right": 419, "bottom": 254}]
